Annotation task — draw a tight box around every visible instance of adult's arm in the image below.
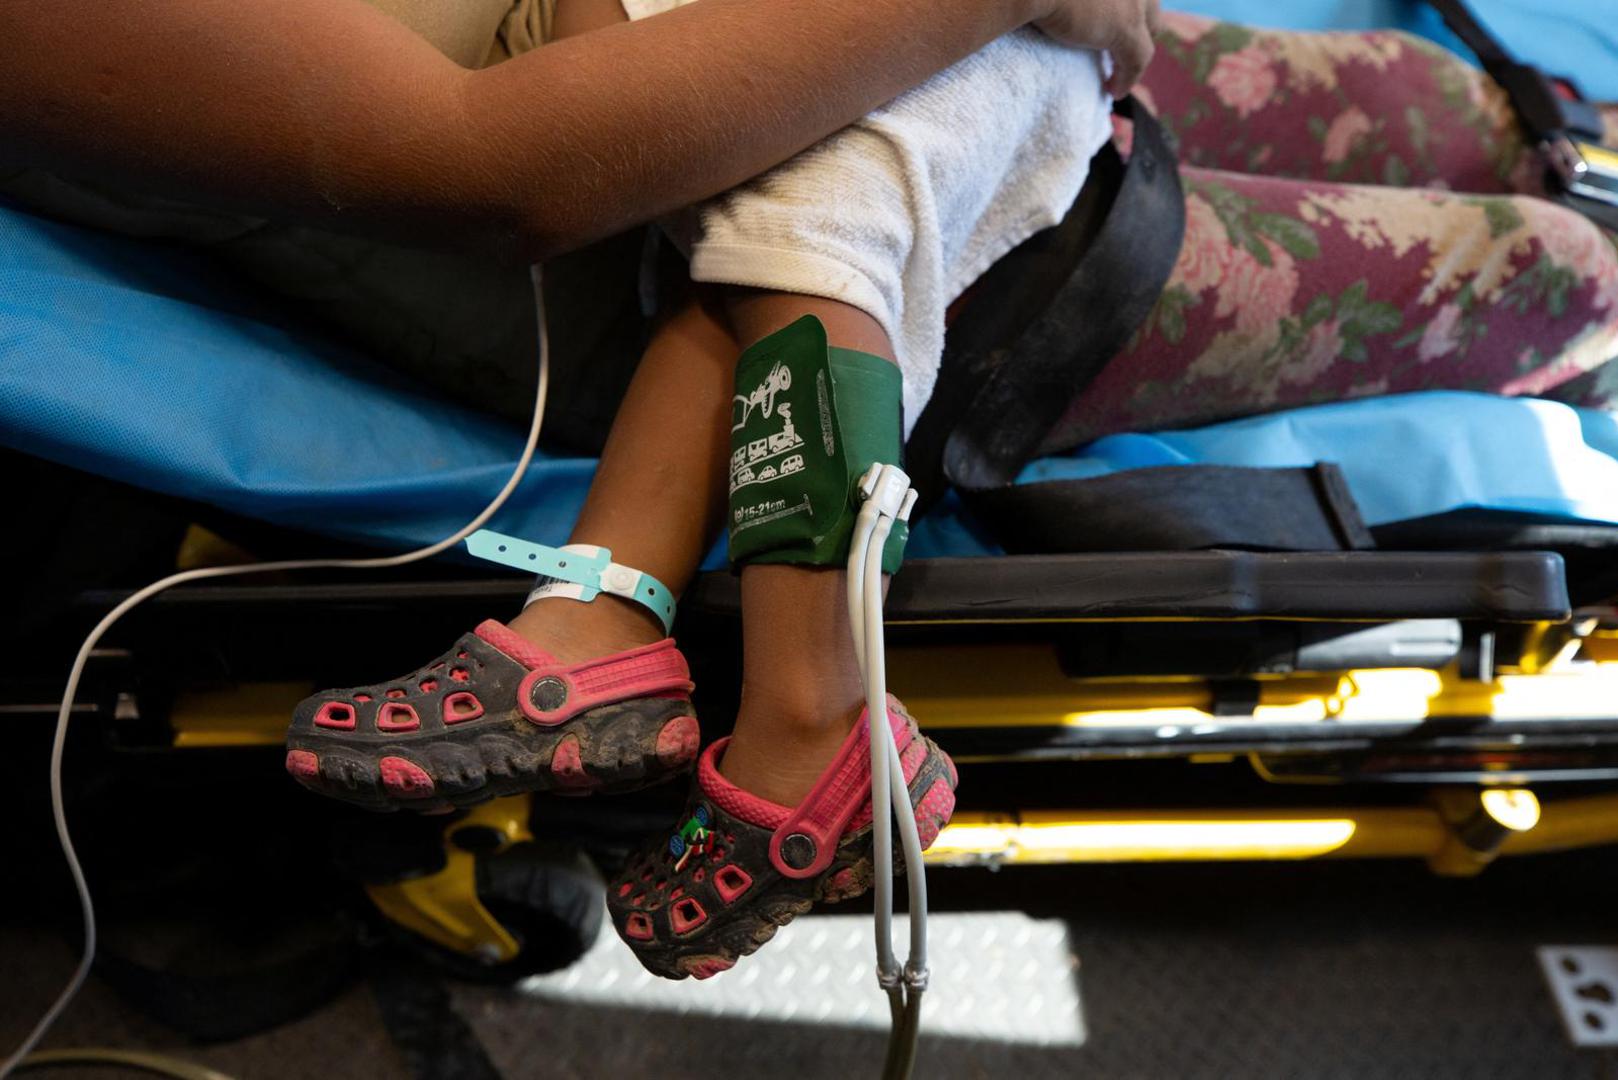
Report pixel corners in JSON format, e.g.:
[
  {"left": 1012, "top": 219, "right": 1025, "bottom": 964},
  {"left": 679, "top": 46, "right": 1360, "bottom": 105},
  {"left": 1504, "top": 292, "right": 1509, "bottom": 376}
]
[{"left": 0, "top": 0, "right": 1152, "bottom": 261}]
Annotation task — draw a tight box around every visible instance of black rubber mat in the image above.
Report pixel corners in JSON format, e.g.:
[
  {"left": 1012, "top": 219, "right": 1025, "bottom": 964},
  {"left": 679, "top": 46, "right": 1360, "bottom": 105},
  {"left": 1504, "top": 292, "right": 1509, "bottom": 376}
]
[{"left": 367, "top": 953, "right": 502, "bottom": 1080}]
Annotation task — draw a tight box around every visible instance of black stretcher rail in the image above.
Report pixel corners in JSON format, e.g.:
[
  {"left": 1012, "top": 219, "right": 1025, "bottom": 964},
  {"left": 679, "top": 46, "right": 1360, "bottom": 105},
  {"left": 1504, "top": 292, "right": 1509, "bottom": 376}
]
[
  {"left": 690, "top": 551, "right": 1572, "bottom": 623},
  {"left": 89, "top": 551, "right": 1571, "bottom": 624},
  {"left": 932, "top": 719, "right": 1618, "bottom": 766}
]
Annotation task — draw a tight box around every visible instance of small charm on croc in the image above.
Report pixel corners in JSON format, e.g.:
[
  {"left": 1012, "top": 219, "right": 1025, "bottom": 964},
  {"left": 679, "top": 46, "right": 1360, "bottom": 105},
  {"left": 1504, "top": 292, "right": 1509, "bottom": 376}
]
[
  {"left": 669, "top": 806, "right": 713, "bottom": 872},
  {"left": 606, "top": 697, "right": 957, "bottom": 980}
]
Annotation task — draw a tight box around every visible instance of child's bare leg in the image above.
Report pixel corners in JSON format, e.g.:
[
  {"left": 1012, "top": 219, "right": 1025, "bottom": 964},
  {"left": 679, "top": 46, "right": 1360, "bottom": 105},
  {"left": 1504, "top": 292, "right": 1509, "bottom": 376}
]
[
  {"left": 542, "top": 10, "right": 889, "bottom": 791},
  {"left": 719, "top": 291, "right": 898, "bottom": 806},
  {"left": 288, "top": 272, "right": 736, "bottom": 812},
  {"left": 508, "top": 288, "right": 734, "bottom": 660},
  {"left": 601, "top": 290, "right": 955, "bottom": 980}
]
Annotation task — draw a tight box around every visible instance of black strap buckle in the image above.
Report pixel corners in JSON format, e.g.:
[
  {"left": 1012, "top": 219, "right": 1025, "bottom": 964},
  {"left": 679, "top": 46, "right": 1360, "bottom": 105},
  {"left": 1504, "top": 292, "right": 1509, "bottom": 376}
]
[
  {"left": 1544, "top": 136, "right": 1618, "bottom": 231},
  {"left": 1490, "top": 61, "right": 1604, "bottom": 144}
]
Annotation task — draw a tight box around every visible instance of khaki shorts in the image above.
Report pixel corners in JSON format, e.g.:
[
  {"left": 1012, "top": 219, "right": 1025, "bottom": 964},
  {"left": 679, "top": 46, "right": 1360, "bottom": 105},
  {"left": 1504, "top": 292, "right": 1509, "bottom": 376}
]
[{"left": 368, "top": 0, "right": 554, "bottom": 69}]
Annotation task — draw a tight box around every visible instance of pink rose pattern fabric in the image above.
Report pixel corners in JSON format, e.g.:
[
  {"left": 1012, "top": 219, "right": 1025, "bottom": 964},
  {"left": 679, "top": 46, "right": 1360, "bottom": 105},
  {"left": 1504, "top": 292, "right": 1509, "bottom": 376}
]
[{"left": 1049, "top": 14, "right": 1618, "bottom": 448}]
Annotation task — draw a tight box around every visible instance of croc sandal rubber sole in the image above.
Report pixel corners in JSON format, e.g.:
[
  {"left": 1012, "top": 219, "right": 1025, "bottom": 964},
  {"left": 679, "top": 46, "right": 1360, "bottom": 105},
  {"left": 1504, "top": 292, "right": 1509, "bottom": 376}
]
[
  {"left": 606, "top": 697, "right": 956, "bottom": 980},
  {"left": 285, "top": 620, "right": 700, "bottom": 813}
]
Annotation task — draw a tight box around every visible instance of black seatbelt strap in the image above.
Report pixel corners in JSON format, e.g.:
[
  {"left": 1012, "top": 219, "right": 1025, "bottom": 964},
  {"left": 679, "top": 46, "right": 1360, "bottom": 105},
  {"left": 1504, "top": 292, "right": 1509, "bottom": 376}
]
[
  {"left": 1423, "top": 0, "right": 1602, "bottom": 142},
  {"left": 972, "top": 463, "right": 1376, "bottom": 555},
  {"left": 944, "top": 98, "right": 1184, "bottom": 492},
  {"left": 907, "top": 97, "right": 1184, "bottom": 509},
  {"left": 1423, "top": 0, "right": 1618, "bottom": 229},
  {"left": 911, "top": 100, "right": 1380, "bottom": 555}
]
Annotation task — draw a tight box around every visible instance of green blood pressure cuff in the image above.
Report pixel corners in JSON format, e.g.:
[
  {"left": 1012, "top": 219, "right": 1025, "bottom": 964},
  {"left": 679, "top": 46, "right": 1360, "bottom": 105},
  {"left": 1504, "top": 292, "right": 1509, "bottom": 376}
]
[{"left": 727, "top": 316, "right": 907, "bottom": 572}]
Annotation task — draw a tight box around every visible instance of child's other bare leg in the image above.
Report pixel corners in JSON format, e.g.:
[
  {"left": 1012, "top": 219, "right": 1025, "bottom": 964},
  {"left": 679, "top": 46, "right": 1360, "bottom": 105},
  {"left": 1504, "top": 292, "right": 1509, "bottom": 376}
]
[
  {"left": 508, "top": 288, "right": 734, "bottom": 661},
  {"left": 602, "top": 290, "right": 957, "bottom": 980},
  {"left": 719, "top": 291, "right": 898, "bottom": 806}
]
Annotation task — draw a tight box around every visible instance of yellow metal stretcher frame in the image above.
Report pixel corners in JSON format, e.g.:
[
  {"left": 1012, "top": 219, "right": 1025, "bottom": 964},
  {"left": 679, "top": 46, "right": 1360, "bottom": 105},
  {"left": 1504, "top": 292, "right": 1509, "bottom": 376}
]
[
  {"left": 924, "top": 789, "right": 1618, "bottom": 877},
  {"left": 888, "top": 633, "right": 1618, "bottom": 740},
  {"left": 162, "top": 621, "right": 1618, "bottom": 961},
  {"left": 363, "top": 796, "right": 534, "bottom": 963}
]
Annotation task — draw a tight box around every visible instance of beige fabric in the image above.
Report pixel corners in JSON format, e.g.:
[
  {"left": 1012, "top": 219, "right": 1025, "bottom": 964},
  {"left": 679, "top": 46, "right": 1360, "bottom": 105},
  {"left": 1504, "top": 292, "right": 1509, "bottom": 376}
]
[
  {"left": 361, "top": 0, "right": 555, "bottom": 67},
  {"left": 484, "top": 0, "right": 558, "bottom": 66}
]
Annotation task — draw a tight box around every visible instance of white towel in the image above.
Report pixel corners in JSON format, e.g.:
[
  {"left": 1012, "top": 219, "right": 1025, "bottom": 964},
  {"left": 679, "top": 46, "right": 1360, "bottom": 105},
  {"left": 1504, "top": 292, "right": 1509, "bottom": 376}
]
[{"left": 621, "top": 5, "right": 1114, "bottom": 434}]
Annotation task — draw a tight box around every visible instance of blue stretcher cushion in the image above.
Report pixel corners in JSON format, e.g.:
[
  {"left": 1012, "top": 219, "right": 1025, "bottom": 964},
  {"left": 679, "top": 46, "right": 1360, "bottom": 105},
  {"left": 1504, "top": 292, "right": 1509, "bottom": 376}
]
[
  {"left": 6, "top": 202, "right": 1618, "bottom": 565},
  {"left": 1173, "top": 0, "right": 1618, "bottom": 99}
]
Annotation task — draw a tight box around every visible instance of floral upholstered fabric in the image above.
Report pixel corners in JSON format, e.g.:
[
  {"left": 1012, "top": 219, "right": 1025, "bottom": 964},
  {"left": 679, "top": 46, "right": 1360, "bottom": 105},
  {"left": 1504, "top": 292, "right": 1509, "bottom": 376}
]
[{"left": 1045, "top": 13, "right": 1618, "bottom": 448}]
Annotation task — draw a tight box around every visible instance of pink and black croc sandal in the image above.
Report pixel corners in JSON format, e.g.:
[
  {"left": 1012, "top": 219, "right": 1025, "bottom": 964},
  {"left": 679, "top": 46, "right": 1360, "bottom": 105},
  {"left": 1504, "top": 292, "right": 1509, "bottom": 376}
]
[
  {"left": 285, "top": 620, "right": 701, "bottom": 812},
  {"left": 605, "top": 697, "right": 957, "bottom": 980}
]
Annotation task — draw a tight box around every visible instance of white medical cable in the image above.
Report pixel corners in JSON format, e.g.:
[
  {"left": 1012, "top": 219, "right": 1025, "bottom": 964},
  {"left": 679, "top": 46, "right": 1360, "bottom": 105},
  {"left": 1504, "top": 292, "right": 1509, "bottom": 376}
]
[
  {"left": 14, "top": 1048, "right": 237, "bottom": 1080},
  {"left": 867, "top": 511, "right": 928, "bottom": 974},
  {"left": 847, "top": 465, "right": 928, "bottom": 1080},
  {"left": 866, "top": 505, "right": 928, "bottom": 1080},
  {"left": 1, "top": 269, "right": 553, "bottom": 1080},
  {"left": 847, "top": 498, "right": 892, "bottom": 979}
]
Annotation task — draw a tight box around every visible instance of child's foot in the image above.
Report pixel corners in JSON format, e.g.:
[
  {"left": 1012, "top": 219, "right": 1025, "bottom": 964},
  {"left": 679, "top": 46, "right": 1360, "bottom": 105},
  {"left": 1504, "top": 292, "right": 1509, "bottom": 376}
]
[
  {"left": 716, "top": 695, "right": 867, "bottom": 808},
  {"left": 605, "top": 697, "right": 957, "bottom": 980},
  {"left": 507, "top": 593, "right": 666, "bottom": 666},
  {"left": 285, "top": 611, "right": 701, "bottom": 813}
]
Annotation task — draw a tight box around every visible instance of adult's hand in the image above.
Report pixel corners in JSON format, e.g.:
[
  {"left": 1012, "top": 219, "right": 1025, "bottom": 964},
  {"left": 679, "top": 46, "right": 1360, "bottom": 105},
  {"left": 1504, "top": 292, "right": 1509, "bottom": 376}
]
[{"left": 1035, "top": 0, "right": 1162, "bottom": 95}]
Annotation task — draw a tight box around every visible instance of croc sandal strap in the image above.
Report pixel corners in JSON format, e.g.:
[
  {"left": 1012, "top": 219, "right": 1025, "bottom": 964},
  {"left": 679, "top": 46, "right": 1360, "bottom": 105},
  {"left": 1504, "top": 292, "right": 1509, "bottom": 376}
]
[
  {"left": 514, "top": 637, "right": 694, "bottom": 727},
  {"left": 767, "top": 705, "right": 910, "bottom": 880},
  {"left": 606, "top": 699, "right": 957, "bottom": 981},
  {"left": 466, "top": 529, "right": 678, "bottom": 634}
]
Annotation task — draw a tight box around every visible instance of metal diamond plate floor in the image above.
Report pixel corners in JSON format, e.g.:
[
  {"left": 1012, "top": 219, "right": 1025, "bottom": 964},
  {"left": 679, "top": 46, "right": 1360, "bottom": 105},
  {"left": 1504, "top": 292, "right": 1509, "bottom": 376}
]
[{"left": 519, "top": 912, "right": 1085, "bottom": 1046}]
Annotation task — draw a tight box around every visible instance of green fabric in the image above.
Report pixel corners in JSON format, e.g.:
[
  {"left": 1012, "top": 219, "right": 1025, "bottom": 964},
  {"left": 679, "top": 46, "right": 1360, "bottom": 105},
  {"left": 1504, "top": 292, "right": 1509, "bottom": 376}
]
[{"left": 727, "top": 316, "right": 907, "bottom": 572}]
